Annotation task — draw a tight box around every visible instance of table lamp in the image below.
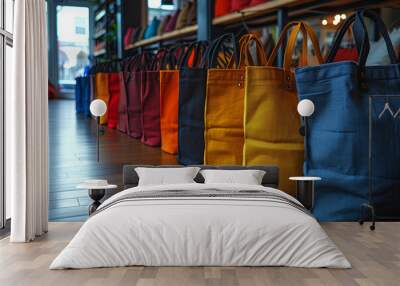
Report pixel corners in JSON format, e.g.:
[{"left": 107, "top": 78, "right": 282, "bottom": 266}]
[
  {"left": 297, "top": 99, "right": 315, "bottom": 162},
  {"left": 90, "top": 99, "right": 107, "bottom": 162}
]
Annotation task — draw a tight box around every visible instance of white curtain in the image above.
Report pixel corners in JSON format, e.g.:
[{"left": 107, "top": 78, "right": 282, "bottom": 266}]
[{"left": 7, "top": 0, "right": 49, "bottom": 242}]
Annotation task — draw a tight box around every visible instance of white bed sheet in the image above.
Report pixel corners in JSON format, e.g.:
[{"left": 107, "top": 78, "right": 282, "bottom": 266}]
[{"left": 50, "top": 183, "right": 351, "bottom": 269}]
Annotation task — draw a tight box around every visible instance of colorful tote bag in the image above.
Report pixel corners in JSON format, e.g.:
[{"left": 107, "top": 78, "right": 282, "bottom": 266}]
[
  {"left": 126, "top": 53, "right": 153, "bottom": 138},
  {"left": 81, "top": 75, "right": 91, "bottom": 117},
  {"left": 159, "top": 46, "right": 185, "bottom": 154},
  {"left": 141, "top": 51, "right": 166, "bottom": 146},
  {"left": 243, "top": 22, "right": 323, "bottom": 196},
  {"left": 177, "top": 41, "right": 209, "bottom": 165},
  {"left": 295, "top": 10, "right": 400, "bottom": 221},
  {"left": 204, "top": 33, "right": 266, "bottom": 165},
  {"left": 95, "top": 72, "right": 110, "bottom": 125},
  {"left": 107, "top": 61, "right": 123, "bottom": 129},
  {"left": 117, "top": 60, "right": 129, "bottom": 133},
  {"left": 75, "top": 77, "right": 83, "bottom": 113}
]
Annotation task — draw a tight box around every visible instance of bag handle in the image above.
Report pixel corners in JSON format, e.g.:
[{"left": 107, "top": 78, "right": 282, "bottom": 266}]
[
  {"left": 242, "top": 34, "right": 268, "bottom": 67},
  {"left": 160, "top": 47, "right": 177, "bottom": 70},
  {"left": 228, "top": 34, "right": 267, "bottom": 68},
  {"left": 179, "top": 41, "right": 208, "bottom": 69},
  {"left": 199, "top": 38, "right": 220, "bottom": 68},
  {"left": 267, "top": 21, "right": 323, "bottom": 69},
  {"left": 206, "top": 33, "right": 240, "bottom": 68},
  {"left": 326, "top": 10, "right": 397, "bottom": 66},
  {"left": 149, "top": 49, "right": 169, "bottom": 71},
  {"left": 353, "top": 9, "right": 397, "bottom": 66}
]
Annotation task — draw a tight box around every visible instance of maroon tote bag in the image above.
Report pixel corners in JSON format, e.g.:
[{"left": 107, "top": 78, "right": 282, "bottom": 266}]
[
  {"left": 117, "top": 59, "right": 130, "bottom": 133},
  {"left": 141, "top": 50, "right": 166, "bottom": 146},
  {"left": 125, "top": 53, "right": 154, "bottom": 138}
]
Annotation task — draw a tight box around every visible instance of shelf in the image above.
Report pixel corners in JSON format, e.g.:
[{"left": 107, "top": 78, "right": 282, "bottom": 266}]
[
  {"left": 123, "top": 0, "right": 397, "bottom": 51},
  {"left": 94, "top": 29, "right": 107, "bottom": 39},
  {"left": 212, "top": 0, "right": 398, "bottom": 26},
  {"left": 94, "top": 48, "right": 106, "bottom": 57},
  {"left": 125, "top": 25, "right": 198, "bottom": 50},
  {"left": 213, "top": 0, "right": 300, "bottom": 26}
]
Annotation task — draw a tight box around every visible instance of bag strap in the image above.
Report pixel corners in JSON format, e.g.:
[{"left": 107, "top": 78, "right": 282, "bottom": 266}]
[
  {"left": 326, "top": 9, "right": 397, "bottom": 65},
  {"left": 267, "top": 21, "right": 323, "bottom": 69},
  {"left": 245, "top": 34, "right": 268, "bottom": 67},
  {"left": 179, "top": 41, "right": 209, "bottom": 69},
  {"left": 206, "top": 33, "right": 240, "bottom": 68},
  {"left": 228, "top": 33, "right": 267, "bottom": 68},
  {"left": 353, "top": 9, "right": 397, "bottom": 66}
]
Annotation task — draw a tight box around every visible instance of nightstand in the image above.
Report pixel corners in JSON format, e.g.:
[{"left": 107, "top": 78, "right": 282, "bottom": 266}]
[
  {"left": 77, "top": 180, "right": 117, "bottom": 215},
  {"left": 289, "top": 177, "right": 321, "bottom": 210}
]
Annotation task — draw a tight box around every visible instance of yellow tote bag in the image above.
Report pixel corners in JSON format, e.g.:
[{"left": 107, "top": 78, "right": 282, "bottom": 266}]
[
  {"left": 95, "top": 72, "right": 110, "bottom": 125},
  {"left": 243, "top": 22, "right": 323, "bottom": 196},
  {"left": 204, "top": 34, "right": 267, "bottom": 165}
]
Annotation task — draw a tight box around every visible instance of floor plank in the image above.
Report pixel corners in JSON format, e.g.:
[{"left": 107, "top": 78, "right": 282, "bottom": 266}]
[
  {"left": 49, "top": 99, "right": 177, "bottom": 221},
  {"left": 0, "top": 222, "right": 399, "bottom": 286}
]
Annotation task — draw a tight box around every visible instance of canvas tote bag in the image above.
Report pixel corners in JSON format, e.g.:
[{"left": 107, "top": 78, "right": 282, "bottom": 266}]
[
  {"left": 295, "top": 10, "right": 400, "bottom": 220},
  {"left": 159, "top": 46, "right": 186, "bottom": 154},
  {"left": 95, "top": 69, "right": 110, "bottom": 125},
  {"left": 243, "top": 22, "right": 323, "bottom": 196},
  {"left": 204, "top": 34, "right": 266, "bottom": 165},
  {"left": 141, "top": 50, "right": 166, "bottom": 146},
  {"left": 177, "top": 41, "right": 209, "bottom": 165},
  {"left": 107, "top": 61, "right": 123, "bottom": 129},
  {"left": 126, "top": 53, "right": 154, "bottom": 138},
  {"left": 75, "top": 77, "right": 83, "bottom": 113},
  {"left": 117, "top": 59, "right": 130, "bottom": 133}
]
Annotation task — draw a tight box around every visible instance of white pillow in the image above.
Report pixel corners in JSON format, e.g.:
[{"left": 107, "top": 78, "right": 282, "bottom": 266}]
[
  {"left": 200, "top": 169, "right": 266, "bottom": 185},
  {"left": 135, "top": 167, "right": 201, "bottom": 186}
]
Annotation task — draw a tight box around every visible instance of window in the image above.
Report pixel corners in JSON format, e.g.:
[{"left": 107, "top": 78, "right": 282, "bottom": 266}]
[
  {"left": 148, "top": 0, "right": 177, "bottom": 24},
  {"left": 1, "top": 0, "right": 14, "bottom": 229},
  {"left": 56, "top": 6, "right": 90, "bottom": 88}
]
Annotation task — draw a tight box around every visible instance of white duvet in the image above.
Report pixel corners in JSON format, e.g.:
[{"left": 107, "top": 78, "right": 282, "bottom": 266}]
[{"left": 50, "top": 183, "right": 351, "bottom": 269}]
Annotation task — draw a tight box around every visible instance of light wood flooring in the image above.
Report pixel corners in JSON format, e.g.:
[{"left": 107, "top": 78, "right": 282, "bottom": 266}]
[{"left": 1, "top": 222, "right": 399, "bottom": 286}]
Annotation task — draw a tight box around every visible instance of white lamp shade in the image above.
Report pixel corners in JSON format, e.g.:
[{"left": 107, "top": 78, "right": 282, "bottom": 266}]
[
  {"left": 90, "top": 99, "right": 107, "bottom": 117},
  {"left": 297, "top": 99, "right": 315, "bottom": 117}
]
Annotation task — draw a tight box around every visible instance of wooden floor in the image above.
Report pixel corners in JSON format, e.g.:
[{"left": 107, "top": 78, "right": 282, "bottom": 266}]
[
  {"left": 0, "top": 222, "right": 399, "bottom": 286},
  {"left": 49, "top": 99, "right": 177, "bottom": 221}
]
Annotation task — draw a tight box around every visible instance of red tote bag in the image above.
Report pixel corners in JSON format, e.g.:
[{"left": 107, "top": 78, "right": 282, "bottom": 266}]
[
  {"left": 107, "top": 61, "right": 122, "bottom": 129},
  {"left": 141, "top": 51, "right": 165, "bottom": 146}
]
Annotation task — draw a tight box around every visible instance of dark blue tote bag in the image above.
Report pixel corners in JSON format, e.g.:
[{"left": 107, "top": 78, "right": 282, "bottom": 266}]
[
  {"left": 177, "top": 41, "right": 209, "bottom": 165},
  {"left": 75, "top": 77, "right": 83, "bottom": 113},
  {"left": 81, "top": 76, "right": 91, "bottom": 117},
  {"left": 295, "top": 10, "right": 400, "bottom": 221},
  {"left": 177, "top": 36, "right": 238, "bottom": 165}
]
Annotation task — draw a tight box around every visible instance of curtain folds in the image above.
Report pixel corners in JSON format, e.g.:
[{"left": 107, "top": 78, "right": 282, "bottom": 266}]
[{"left": 8, "top": 0, "right": 48, "bottom": 242}]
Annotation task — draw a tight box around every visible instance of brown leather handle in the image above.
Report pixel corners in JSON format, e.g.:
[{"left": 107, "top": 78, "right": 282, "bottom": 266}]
[
  {"left": 228, "top": 33, "right": 268, "bottom": 68},
  {"left": 267, "top": 21, "right": 323, "bottom": 69}
]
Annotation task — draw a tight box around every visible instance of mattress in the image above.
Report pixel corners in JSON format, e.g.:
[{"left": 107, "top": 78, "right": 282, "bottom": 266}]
[{"left": 50, "top": 183, "right": 351, "bottom": 269}]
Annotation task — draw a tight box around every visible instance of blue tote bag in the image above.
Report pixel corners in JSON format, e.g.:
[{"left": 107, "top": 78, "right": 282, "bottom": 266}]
[
  {"left": 81, "top": 75, "right": 91, "bottom": 117},
  {"left": 75, "top": 77, "right": 83, "bottom": 113},
  {"left": 295, "top": 10, "right": 400, "bottom": 221}
]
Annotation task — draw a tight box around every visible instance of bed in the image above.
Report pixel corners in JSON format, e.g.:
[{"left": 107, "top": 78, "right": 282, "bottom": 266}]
[{"left": 50, "top": 165, "right": 350, "bottom": 269}]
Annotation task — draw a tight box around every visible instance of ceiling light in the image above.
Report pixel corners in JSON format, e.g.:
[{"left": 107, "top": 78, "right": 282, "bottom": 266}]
[
  {"left": 341, "top": 13, "right": 347, "bottom": 19},
  {"left": 322, "top": 19, "right": 328, "bottom": 26}
]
